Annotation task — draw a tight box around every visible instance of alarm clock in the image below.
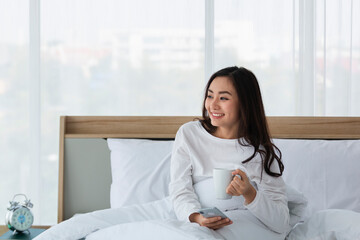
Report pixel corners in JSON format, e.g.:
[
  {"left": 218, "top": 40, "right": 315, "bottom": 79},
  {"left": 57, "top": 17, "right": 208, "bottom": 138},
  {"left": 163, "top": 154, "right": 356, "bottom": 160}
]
[{"left": 5, "top": 194, "right": 34, "bottom": 234}]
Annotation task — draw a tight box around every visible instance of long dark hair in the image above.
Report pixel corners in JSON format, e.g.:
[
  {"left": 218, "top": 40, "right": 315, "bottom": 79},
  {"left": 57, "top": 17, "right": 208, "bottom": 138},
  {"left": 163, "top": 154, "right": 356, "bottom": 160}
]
[{"left": 200, "top": 66, "right": 284, "bottom": 177}]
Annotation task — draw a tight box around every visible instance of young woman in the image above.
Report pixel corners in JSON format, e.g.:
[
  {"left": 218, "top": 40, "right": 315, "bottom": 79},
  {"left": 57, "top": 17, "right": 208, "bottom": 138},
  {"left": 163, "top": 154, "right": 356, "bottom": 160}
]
[
  {"left": 169, "top": 66, "right": 290, "bottom": 238},
  {"left": 35, "top": 66, "right": 290, "bottom": 240}
]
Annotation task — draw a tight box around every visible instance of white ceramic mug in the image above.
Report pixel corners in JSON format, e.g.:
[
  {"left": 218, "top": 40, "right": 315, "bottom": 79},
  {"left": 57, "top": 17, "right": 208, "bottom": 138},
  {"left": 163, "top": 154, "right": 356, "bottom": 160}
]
[{"left": 213, "top": 168, "right": 233, "bottom": 200}]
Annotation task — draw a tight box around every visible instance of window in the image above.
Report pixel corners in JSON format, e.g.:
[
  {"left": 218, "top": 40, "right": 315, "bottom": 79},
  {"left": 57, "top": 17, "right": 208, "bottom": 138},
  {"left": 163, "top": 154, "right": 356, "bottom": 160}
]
[{"left": 0, "top": 0, "right": 358, "bottom": 224}]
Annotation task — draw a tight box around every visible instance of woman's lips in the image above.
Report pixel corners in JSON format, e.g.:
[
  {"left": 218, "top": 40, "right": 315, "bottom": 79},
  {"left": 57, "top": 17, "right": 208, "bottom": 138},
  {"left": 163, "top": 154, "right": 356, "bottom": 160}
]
[{"left": 211, "top": 112, "right": 225, "bottom": 119}]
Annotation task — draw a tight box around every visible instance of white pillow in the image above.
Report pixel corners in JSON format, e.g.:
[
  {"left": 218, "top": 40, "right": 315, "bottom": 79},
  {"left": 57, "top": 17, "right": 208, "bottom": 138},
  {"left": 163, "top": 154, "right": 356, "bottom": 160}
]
[
  {"left": 107, "top": 138, "right": 173, "bottom": 208},
  {"left": 273, "top": 139, "right": 360, "bottom": 217},
  {"left": 108, "top": 137, "right": 360, "bottom": 217}
]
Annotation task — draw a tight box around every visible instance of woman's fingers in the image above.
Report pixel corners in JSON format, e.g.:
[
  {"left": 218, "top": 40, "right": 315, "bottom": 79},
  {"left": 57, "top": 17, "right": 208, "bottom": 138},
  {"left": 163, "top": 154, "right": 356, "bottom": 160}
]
[
  {"left": 232, "top": 169, "right": 248, "bottom": 182},
  {"left": 226, "top": 183, "right": 238, "bottom": 195},
  {"left": 227, "top": 168, "right": 254, "bottom": 196},
  {"left": 231, "top": 176, "right": 242, "bottom": 188},
  {"left": 205, "top": 218, "right": 232, "bottom": 229},
  {"left": 236, "top": 170, "right": 248, "bottom": 181},
  {"left": 211, "top": 221, "right": 232, "bottom": 230},
  {"left": 226, "top": 175, "right": 244, "bottom": 195},
  {"left": 192, "top": 213, "right": 233, "bottom": 230},
  {"left": 202, "top": 216, "right": 221, "bottom": 225}
]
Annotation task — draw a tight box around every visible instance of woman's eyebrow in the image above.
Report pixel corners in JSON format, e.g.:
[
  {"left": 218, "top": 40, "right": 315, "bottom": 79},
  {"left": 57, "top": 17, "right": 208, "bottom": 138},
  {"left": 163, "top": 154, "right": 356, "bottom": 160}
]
[{"left": 208, "top": 89, "right": 232, "bottom": 95}]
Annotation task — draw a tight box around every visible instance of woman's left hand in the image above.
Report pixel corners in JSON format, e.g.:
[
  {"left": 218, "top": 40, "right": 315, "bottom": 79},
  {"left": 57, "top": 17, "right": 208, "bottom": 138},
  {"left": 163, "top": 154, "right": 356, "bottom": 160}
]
[{"left": 226, "top": 169, "right": 257, "bottom": 204}]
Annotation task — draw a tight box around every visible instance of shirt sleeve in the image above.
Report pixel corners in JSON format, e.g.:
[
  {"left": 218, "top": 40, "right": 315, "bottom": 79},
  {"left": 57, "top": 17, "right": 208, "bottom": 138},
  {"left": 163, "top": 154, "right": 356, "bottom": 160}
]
[
  {"left": 168, "top": 126, "right": 201, "bottom": 222},
  {"left": 244, "top": 161, "right": 290, "bottom": 234}
]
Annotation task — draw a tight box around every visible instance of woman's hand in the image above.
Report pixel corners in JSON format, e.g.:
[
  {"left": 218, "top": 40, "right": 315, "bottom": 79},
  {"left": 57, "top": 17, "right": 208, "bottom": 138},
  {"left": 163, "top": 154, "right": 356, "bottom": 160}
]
[
  {"left": 226, "top": 169, "right": 257, "bottom": 204},
  {"left": 189, "top": 213, "right": 232, "bottom": 230}
]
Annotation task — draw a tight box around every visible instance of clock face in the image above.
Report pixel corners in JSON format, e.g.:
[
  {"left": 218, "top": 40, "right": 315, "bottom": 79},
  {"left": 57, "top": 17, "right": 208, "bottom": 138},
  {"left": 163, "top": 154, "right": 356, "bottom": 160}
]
[{"left": 11, "top": 207, "right": 33, "bottom": 231}]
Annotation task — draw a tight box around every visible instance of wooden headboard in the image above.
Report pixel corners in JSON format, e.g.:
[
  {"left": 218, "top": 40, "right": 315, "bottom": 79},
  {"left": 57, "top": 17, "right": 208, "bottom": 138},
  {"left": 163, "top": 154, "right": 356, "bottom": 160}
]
[{"left": 58, "top": 116, "right": 360, "bottom": 223}]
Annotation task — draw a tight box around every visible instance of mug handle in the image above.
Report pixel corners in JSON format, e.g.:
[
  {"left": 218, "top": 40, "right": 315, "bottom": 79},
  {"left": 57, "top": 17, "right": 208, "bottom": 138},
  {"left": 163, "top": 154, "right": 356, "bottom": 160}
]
[{"left": 232, "top": 174, "right": 242, "bottom": 180}]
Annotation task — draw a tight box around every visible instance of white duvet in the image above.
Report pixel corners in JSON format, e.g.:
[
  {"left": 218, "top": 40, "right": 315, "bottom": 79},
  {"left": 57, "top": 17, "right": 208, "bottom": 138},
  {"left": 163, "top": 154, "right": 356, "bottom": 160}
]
[
  {"left": 35, "top": 196, "right": 360, "bottom": 240},
  {"left": 35, "top": 197, "right": 287, "bottom": 240}
]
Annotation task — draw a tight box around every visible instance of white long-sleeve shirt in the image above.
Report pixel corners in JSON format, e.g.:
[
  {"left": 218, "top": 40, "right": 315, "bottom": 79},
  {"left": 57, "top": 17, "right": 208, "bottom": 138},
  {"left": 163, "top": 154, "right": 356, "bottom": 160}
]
[{"left": 169, "top": 121, "right": 290, "bottom": 234}]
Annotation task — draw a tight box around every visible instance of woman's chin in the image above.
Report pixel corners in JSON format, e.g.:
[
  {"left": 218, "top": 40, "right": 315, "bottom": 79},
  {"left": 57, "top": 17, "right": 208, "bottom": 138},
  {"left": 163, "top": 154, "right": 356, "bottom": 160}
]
[{"left": 210, "top": 119, "right": 221, "bottom": 127}]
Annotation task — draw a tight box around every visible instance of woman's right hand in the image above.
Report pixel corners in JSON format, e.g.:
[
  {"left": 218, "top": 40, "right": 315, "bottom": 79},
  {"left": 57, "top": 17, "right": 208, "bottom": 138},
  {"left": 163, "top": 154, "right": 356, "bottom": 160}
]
[{"left": 189, "top": 213, "right": 233, "bottom": 230}]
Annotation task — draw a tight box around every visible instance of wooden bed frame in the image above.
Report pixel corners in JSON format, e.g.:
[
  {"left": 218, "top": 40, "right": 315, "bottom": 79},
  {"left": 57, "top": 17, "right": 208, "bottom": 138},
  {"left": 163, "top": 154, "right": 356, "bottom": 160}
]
[{"left": 58, "top": 116, "right": 360, "bottom": 223}]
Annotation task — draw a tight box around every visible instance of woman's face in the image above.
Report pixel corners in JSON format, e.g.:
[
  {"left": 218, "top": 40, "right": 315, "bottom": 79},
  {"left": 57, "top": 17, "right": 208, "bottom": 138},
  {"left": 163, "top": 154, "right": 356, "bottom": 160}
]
[{"left": 205, "top": 76, "right": 240, "bottom": 135}]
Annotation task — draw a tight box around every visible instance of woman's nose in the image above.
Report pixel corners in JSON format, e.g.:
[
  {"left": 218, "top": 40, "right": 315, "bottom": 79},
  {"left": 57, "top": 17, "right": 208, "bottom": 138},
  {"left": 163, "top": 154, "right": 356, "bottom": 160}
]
[{"left": 211, "top": 99, "right": 219, "bottom": 109}]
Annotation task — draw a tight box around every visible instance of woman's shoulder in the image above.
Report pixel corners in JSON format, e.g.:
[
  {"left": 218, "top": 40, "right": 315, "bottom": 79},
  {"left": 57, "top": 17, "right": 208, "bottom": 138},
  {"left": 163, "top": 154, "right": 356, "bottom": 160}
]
[
  {"left": 173, "top": 121, "right": 203, "bottom": 146},
  {"left": 177, "top": 120, "right": 202, "bottom": 135}
]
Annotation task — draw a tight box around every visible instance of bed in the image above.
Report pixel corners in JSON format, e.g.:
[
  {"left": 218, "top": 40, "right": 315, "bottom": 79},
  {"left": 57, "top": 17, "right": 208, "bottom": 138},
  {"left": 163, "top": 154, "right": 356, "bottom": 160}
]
[{"left": 41, "top": 116, "right": 360, "bottom": 239}]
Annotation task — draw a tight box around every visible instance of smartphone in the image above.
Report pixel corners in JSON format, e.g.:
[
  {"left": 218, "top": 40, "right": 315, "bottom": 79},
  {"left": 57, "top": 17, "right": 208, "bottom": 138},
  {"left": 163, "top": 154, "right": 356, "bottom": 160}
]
[{"left": 197, "top": 207, "right": 229, "bottom": 219}]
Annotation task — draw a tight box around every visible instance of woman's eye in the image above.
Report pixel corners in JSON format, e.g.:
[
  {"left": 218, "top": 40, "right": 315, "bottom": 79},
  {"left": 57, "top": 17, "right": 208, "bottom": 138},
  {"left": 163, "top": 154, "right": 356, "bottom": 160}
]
[
  {"left": 207, "top": 95, "right": 213, "bottom": 99},
  {"left": 220, "top": 97, "right": 229, "bottom": 100}
]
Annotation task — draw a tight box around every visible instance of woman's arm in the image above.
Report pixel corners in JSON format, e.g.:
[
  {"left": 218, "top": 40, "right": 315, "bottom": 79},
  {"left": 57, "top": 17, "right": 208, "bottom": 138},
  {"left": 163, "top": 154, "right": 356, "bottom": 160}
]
[
  {"left": 243, "top": 162, "right": 290, "bottom": 234},
  {"left": 229, "top": 162, "right": 290, "bottom": 234},
  {"left": 168, "top": 126, "right": 202, "bottom": 222}
]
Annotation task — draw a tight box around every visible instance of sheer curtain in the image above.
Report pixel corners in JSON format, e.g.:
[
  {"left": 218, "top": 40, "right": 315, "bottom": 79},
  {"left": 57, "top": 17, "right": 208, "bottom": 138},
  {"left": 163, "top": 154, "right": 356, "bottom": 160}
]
[
  {"left": 214, "top": 0, "right": 359, "bottom": 116},
  {"left": 214, "top": 0, "right": 296, "bottom": 115},
  {"left": 0, "top": 0, "right": 359, "bottom": 225},
  {"left": 315, "top": 0, "right": 360, "bottom": 116}
]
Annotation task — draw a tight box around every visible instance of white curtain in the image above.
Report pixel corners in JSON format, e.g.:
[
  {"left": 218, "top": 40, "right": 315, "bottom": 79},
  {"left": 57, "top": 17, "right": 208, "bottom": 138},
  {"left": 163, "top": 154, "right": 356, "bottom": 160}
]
[
  {"left": 214, "top": 0, "right": 359, "bottom": 116},
  {"left": 0, "top": 0, "right": 359, "bottom": 225}
]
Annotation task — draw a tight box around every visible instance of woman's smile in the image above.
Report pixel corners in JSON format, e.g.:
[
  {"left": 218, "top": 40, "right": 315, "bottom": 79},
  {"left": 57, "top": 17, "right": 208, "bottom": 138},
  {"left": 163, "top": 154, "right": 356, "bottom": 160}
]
[{"left": 210, "top": 112, "right": 225, "bottom": 118}]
